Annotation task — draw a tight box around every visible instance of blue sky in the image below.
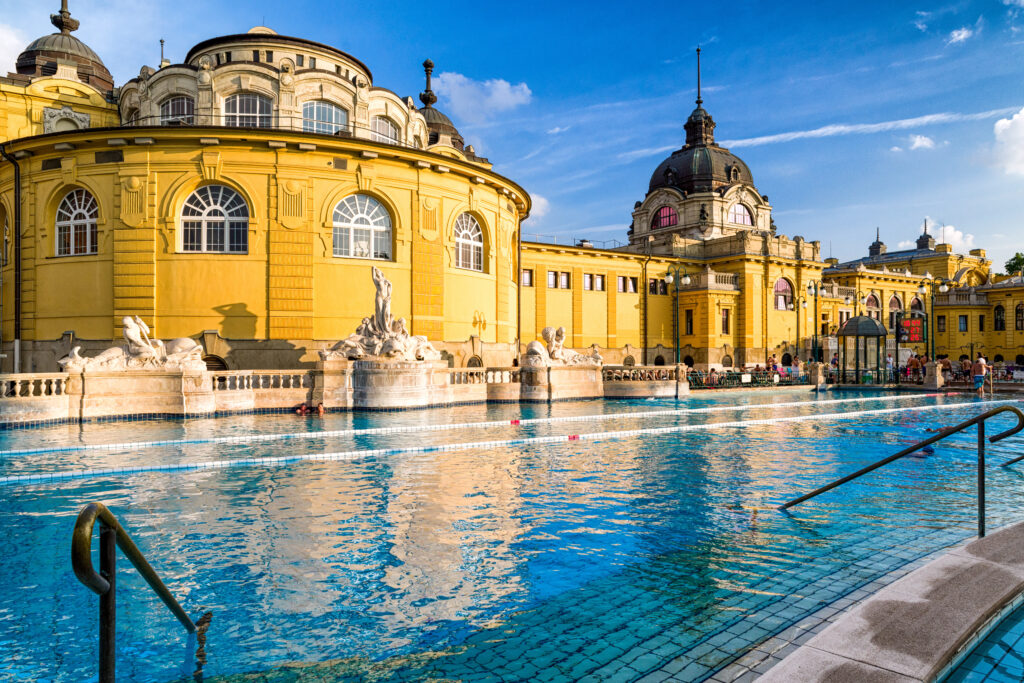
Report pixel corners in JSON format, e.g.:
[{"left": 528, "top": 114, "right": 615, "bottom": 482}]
[{"left": 3, "top": 0, "right": 1023, "bottom": 270}]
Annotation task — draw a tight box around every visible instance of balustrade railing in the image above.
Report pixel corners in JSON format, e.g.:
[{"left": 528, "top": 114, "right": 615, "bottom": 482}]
[
  {"left": 446, "top": 368, "right": 487, "bottom": 385},
  {"left": 484, "top": 367, "right": 520, "bottom": 384},
  {"left": 603, "top": 366, "right": 679, "bottom": 382},
  {"left": 0, "top": 373, "right": 68, "bottom": 398},
  {"left": 211, "top": 370, "right": 313, "bottom": 391}
]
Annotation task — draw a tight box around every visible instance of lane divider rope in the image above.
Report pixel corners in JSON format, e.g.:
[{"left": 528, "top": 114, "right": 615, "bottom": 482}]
[
  {"left": 3, "top": 398, "right": 1017, "bottom": 487},
  {"left": 0, "top": 393, "right": 943, "bottom": 458}
]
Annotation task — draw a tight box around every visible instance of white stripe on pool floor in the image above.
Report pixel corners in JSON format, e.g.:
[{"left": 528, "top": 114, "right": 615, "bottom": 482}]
[
  {"left": 0, "top": 393, "right": 943, "bottom": 457},
  {"left": 2, "top": 398, "right": 1018, "bottom": 487}
]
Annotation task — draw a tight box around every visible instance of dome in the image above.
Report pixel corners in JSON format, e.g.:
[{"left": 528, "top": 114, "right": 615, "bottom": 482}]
[
  {"left": 15, "top": 3, "right": 113, "bottom": 91},
  {"left": 648, "top": 104, "right": 754, "bottom": 195},
  {"left": 837, "top": 315, "right": 888, "bottom": 337}
]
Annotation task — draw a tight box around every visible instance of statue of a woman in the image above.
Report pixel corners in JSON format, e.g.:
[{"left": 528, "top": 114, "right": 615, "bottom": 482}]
[{"left": 372, "top": 266, "right": 393, "bottom": 335}]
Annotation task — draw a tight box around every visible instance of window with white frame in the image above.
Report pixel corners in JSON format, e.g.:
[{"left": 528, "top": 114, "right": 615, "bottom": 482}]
[
  {"left": 160, "top": 96, "right": 194, "bottom": 125},
  {"left": 583, "top": 273, "right": 593, "bottom": 290},
  {"left": 332, "top": 194, "right": 392, "bottom": 260},
  {"left": 371, "top": 116, "right": 399, "bottom": 144},
  {"left": 548, "top": 270, "right": 557, "bottom": 288},
  {"left": 728, "top": 203, "right": 753, "bottom": 226},
  {"left": 55, "top": 188, "right": 98, "bottom": 256},
  {"left": 224, "top": 93, "right": 272, "bottom": 128},
  {"left": 521, "top": 269, "right": 533, "bottom": 286},
  {"left": 180, "top": 185, "right": 249, "bottom": 253},
  {"left": 594, "top": 274, "right": 605, "bottom": 291},
  {"left": 454, "top": 213, "right": 484, "bottom": 271},
  {"left": 302, "top": 101, "right": 348, "bottom": 135}
]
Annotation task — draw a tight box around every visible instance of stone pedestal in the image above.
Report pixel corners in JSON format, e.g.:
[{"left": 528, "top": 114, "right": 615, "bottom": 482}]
[
  {"left": 349, "top": 359, "right": 450, "bottom": 409},
  {"left": 923, "top": 361, "right": 945, "bottom": 390},
  {"left": 314, "top": 359, "right": 354, "bottom": 409},
  {"left": 807, "top": 363, "right": 829, "bottom": 387},
  {"left": 520, "top": 365, "right": 603, "bottom": 402},
  {"left": 76, "top": 368, "right": 215, "bottom": 419}
]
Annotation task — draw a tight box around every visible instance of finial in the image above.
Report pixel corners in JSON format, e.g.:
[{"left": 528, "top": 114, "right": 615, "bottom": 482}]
[
  {"left": 876, "top": 227, "right": 880, "bottom": 241},
  {"left": 419, "top": 59, "right": 437, "bottom": 108},
  {"left": 923, "top": 218, "right": 928, "bottom": 235},
  {"left": 696, "top": 46, "right": 702, "bottom": 106},
  {"left": 160, "top": 39, "right": 165, "bottom": 62},
  {"left": 51, "top": 0, "right": 79, "bottom": 34}
]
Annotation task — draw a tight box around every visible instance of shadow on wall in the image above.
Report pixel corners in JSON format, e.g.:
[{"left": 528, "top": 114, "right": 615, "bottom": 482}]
[{"left": 205, "top": 303, "right": 306, "bottom": 370}]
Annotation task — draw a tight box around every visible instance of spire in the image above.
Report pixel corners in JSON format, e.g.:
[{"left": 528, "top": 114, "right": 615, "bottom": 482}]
[
  {"left": 419, "top": 59, "right": 437, "bottom": 108},
  {"left": 696, "top": 46, "right": 702, "bottom": 106},
  {"left": 876, "top": 226, "right": 880, "bottom": 241},
  {"left": 684, "top": 46, "right": 715, "bottom": 147},
  {"left": 869, "top": 227, "right": 887, "bottom": 257},
  {"left": 50, "top": 0, "right": 80, "bottom": 35}
]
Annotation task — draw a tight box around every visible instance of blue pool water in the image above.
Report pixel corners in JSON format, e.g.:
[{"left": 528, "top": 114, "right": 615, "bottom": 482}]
[{"left": 2, "top": 390, "right": 1023, "bottom": 682}]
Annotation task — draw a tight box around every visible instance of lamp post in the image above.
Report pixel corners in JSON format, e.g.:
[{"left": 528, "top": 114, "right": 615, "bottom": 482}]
[
  {"left": 921, "top": 277, "right": 950, "bottom": 361},
  {"left": 792, "top": 295, "right": 808, "bottom": 363},
  {"left": 806, "top": 280, "right": 823, "bottom": 362},
  {"left": 665, "top": 264, "right": 691, "bottom": 365}
]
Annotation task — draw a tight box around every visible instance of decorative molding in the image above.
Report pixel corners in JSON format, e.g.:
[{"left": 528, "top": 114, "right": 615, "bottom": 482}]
[
  {"left": 43, "top": 106, "right": 90, "bottom": 134},
  {"left": 356, "top": 163, "right": 375, "bottom": 191},
  {"left": 120, "top": 176, "right": 146, "bottom": 228},
  {"left": 200, "top": 150, "right": 221, "bottom": 180}
]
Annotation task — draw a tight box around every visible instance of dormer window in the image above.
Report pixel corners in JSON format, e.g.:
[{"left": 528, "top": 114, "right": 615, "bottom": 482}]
[
  {"left": 650, "top": 206, "right": 678, "bottom": 230},
  {"left": 728, "top": 203, "right": 753, "bottom": 226}
]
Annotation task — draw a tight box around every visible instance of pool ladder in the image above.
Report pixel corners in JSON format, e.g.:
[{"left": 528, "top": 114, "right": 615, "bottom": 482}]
[
  {"left": 780, "top": 405, "right": 1024, "bottom": 537},
  {"left": 72, "top": 502, "right": 200, "bottom": 683}
]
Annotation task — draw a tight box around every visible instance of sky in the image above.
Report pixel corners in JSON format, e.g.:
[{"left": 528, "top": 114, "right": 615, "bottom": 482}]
[{"left": 3, "top": 0, "right": 1023, "bottom": 271}]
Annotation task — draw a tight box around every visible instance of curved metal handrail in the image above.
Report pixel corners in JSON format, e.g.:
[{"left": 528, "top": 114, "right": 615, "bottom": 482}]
[
  {"left": 71, "top": 502, "right": 196, "bottom": 632},
  {"left": 780, "top": 405, "right": 1024, "bottom": 511}
]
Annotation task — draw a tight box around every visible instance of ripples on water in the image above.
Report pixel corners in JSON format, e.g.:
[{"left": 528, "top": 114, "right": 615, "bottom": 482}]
[{"left": 1, "top": 392, "right": 1021, "bottom": 682}]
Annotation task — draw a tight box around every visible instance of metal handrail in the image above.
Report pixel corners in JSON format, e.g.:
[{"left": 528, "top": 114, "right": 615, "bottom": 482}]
[
  {"left": 779, "top": 405, "right": 1024, "bottom": 537},
  {"left": 72, "top": 502, "right": 196, "bottom": 683}
]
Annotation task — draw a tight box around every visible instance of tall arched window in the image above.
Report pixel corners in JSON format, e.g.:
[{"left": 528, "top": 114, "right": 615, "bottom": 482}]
[
  {"left": 332, "top": 195, "right": 392, "bottom": 260},
  {"left": 888, "top": 295, "right": 902, "bottom": 330},
  {"left": 181, "top": 185, "right": 249, "bottom": 253},
  {"left": 1017, "top": 304, "right": 1024, "bottom": 331},
  {"left": 910, "top": 297, "right": 924, "bottom": 312},
  {"left": 302, "top": 101, "right": 348, "bottom": 135},
  {"left": 55, "top": 188, "right": 98, "bottom": 256},
  {"left": 454, "top": 213, "right": 484, "bottom": 272},
  {"left": 160, "top": 96, "right": 194, "bottom": 125},
  {"left": 774, "top": 278, "right": 793, "bottom": 310},
  {"left": 650, "top": 206, "right": 678, "bottom": 230},
  {"left": 995, "top": 305, "right": 1006, "bottom": 331},
  {"left": 371, "top": 116, "right": 399, "bottom": 144},
  {"left": 865, "top": 294, "right": 881, "bottom": 320},
  {"left": 728, "top": 203, "right": 753, "bottom": 226},
  {"left": 224, "top": 93, "right": 272, "bottom": 127}
]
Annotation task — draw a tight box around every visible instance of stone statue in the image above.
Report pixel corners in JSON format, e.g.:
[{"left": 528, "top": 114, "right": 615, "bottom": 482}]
[
  {"left": 699, "top": 204, "right": 709, "bottom": 222},
  {"left": 59, "top": 315, "right": 204, "bottom": 372},
  {"left": 321, "top": 267, "right": 441, "bottom": 362},
  {"left": 522, "top": 326, "right": 602, "bottom": 367}
]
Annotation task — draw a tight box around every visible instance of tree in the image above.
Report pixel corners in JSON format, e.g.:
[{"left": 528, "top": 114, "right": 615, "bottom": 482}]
[{"left": 1006, "top": 252, "right": 1024, "bottom": 276}]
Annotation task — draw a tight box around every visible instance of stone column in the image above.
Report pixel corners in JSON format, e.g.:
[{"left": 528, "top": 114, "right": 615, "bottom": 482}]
[
  {"left": 676, "top": 364, "right": 690, "bottom": 397},
  {"left": 923, "top": 361, "right": 945, "bottom": 390},
  {"left": 806, "top": 362, "right": 828, "bottom": 387}
]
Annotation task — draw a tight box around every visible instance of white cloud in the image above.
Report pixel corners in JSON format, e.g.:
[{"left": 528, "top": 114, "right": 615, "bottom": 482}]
[
  {"left": 0, "top": 22, "right": 25, "bottom": 77},
  {"left": 914, "top": 11, "right": 930, "bottom": 31},
  {"left": 890, "top": 146, "right": 904, "bottom": 152},
  {"left": 1004, "top": 0, "right": 1024, "bottom": 8},
  {"left": 721, "top": 107, "right": 1018, "bottom": 148},
  {"left": 909, "top": 134, "right": 936, "bottom": 149},
  {"left": 433, "top": 72, "right": 531, "bottom": 124},
  {"left": 994, "top": 106, "right": 1024, "bottom": 175},
  {"left": 948, "top": 27, "right": 974, "bottom": 44},
  {"left": 547, "top": 125, "right": 571, "bottom": 135},
  {"left": 530, "top": 194, "right": 550, "bottom": 219},
  {"left": 616, "top": 144, "right": 675, "bottom": 162},
  {"left": 897, "top": 218, "right": 976, "bottom": 252}
]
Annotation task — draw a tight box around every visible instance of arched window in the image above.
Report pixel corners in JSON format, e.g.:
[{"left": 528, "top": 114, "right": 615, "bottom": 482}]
[
  {"left": 123, "top": 109, "right": 140, "bottom": 126},
  {"left": 682, "top": 355, "right": 694, "bottom": 367},
  {"left": 224, "top": 93, "right": 272, "bottom": 128},
  {"left": 995, "top": 305, "right": 1006, "bottom": 331},
  {"left": 624, "top": 355, "right": 636, "bottom": 366},
  {"left": 910, "top": 297, "right": 924, "bottom": 311},
  {"left": 774, "top": 278, "right": 793, "bottom": 310},
  {"left": 650, "top": 206, "right": 678, "bottom": 230},
  {"left": 722, "top": 355, "right": 733, "bottom": 367},
  {"left": 466, "top": 355, "right": 483, "bottom": 367},
  {"left": 371, "top": 116, "right": 399, "bottom": 144},
  {"left": 781, "top": 353, "right": 793, "bottom": 367},
  {"left": 728, "top": 203, "right": 753, "bottom": 226},
  {"left": 302, "top": 101, "right": 348, "bottom": 135},
  {"left": 332, "top": 195, "right": 392, "bottom": 260},
  {"left": 55, "top": 188, "right": 98, "bottom": 256},
  {"left": 180, "top": 185, "right": 249, "bottom": 253},
  {"left": 888, "top": 295, "right": 902, "bottom": 330},
  {"left": 454, "top": 213, "right": 484, "bottom": 272},
  {"left": 1017, "top": 304, "right": 1024, "bottom": 331},
  {"left": 160, "top": 96, "right": 194, "bottom": 125},
  {"left": 865, "top": 294, "right": 881, "bottom": 321},
  {"left": 1017, "top": 354, "right": 1024, "bottom": 366},
  {"left": 995, "top": 354, "right": 1004, "bottom": 363}
]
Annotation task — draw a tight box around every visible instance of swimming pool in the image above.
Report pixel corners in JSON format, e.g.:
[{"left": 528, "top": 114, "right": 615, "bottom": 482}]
[{"left": 3, "top": 390, "right": 1022, "bottom": 682}]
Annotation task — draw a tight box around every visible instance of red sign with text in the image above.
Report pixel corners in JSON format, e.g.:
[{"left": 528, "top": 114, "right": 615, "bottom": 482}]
[{"left": 899, "top": 318, "right": 925, "bottom": 343}]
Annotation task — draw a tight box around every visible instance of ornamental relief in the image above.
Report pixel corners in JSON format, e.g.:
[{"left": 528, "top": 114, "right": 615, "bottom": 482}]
[
  {"left": 120, "top": 176, "right": 146, "bottom": 228},
  {"left": 43, "top": 106, "right": 90, "bottom": 134}
]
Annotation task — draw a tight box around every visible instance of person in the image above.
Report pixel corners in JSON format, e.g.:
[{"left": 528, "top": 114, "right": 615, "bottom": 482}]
[
  {"left": 316, "top": 402, "right": 325, "bottom": 417},
  {"left": 295, "top": 403, "right": 310, "bottom": 415},
  {"left": 793, "top": 356, "right": 802, "bottom": 376},
  {"left": 972, "top": 353, "right": 988, "bottom": 397},
  {"left": 708, "top": 368, "right": 718, "bottom": 386},
  {"left": 940, "top": 356, "right": 952, "bottom": 382},
  {"left": 886, "top": 353, "right": 894, "bottom": 382},
  {"left": 908, "top": 355, "right": 920, "bottom": 382},
  {"left": 831, "top": 352, "right": 839, "bottom": 368}
]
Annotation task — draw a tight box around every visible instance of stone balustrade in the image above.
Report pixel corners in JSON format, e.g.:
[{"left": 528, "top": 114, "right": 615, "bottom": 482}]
[{"left": 0, "top": 373, "right": 68, "bottom": 399}]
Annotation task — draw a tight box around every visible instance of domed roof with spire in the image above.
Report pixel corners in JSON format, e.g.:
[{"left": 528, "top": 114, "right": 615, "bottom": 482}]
[
  {"left": 647, "top": 47, "right": 754, "bottom": 196},
  {"left": 15, "top": 1, "right": 113, "bottom": 91},
  {"left": 418, "top": 59, "right": 465, "bottom": 151}
]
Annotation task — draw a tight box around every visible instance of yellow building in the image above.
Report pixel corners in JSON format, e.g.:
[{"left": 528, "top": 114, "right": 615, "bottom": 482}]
[{"left": 0, "top": 4, "right": 1011, "bottom": 373}]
